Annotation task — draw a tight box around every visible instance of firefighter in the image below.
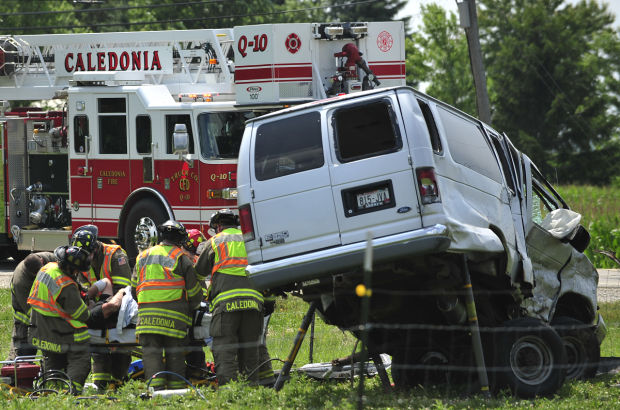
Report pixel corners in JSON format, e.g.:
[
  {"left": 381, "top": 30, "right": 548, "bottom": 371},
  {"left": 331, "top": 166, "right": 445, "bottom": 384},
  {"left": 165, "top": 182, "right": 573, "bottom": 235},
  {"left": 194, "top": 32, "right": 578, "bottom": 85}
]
[
  {"left": 71, "top": 224, "right": 132, "bottom": 389},
  {"left": 133, "top": 220, "right": 203, "bottom": 390},
  {"left": 195, "top": 209, "right": 264, "bottom": 386},
  {"left": 183, "top": 229, "right": 207, "bottom": 264},
  {"left": 182, "top": 228, "right": 210, "bottom": 379},
  {"left": 27, "top": 245, "right": 105, "bottom": 394},
  {"left": 8, "top": 251, "right": 57, "bottom": 360}
]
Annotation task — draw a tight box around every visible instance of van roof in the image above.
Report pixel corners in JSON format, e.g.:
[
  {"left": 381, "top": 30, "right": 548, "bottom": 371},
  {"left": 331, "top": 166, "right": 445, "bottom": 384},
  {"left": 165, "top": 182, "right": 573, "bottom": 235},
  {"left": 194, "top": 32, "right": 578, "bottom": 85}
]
[{"left": 245, "top": 86, "right": 412, "bottom": 124}]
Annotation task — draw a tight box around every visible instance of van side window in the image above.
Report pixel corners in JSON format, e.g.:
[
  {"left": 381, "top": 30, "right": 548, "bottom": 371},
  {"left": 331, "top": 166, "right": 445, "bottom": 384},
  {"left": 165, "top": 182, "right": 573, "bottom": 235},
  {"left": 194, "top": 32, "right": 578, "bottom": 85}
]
[
  {"left": 136, "top": 115, "right": 152, "bottom": 154},
  {"left": 417, "top": 99, "right": 442, "bottom": 153},
  {"left": 487, "top": 131, "right": 516, "bottom": 193},
  {"left": 73, "top": 115, "right": 89, "bottom": 154},
  {"left": 531, "top": 179, "right": 559, "bottom": 225},
  {"left": 530, "top": 164, "right": 572, "bottom": 225},
  {"left": 255, "top": 112, "right": 323, "bottom": 181},
  {"left": 165, "top": 114, "right": 194, "bottom": 154},
  {"left": 333, "top": 100, "right": 402, "bottom": 163},
  {"left": 436, "top": 106, "right": 502, "bottom": 183},
  {"left": 98, "top": 98, "right": 127, "bottom": 154}
]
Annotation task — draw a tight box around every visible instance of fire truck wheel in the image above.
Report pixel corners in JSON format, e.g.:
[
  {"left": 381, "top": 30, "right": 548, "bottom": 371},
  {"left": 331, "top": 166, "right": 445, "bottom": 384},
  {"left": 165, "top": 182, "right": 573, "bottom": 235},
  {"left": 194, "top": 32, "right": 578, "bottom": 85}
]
[{"left": 123, "top": 198, "right": 168, "bottom": 264}]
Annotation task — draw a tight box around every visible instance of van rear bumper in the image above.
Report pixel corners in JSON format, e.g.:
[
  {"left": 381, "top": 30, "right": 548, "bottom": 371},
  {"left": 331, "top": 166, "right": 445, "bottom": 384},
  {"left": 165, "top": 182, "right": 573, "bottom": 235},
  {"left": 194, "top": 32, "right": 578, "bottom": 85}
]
[{"left": 246, "top": 224, "right": 451, "bottom": 290}]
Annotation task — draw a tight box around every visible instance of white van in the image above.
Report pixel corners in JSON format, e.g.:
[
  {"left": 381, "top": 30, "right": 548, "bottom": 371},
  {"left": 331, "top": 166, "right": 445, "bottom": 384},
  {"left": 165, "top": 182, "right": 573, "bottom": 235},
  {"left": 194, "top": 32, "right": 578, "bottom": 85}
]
[{"left": 236, "top": 86, "right": 605, "bottom": 397}]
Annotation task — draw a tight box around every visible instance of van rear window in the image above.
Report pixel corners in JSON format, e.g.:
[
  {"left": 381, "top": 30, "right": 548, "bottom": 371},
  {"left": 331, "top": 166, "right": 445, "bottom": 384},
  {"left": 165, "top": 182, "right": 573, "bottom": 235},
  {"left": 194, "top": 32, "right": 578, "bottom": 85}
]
[
  {"left": 333, "top": 100, "right": 401, "bottom": 162},
  {"left": 255, "top": 112, "right": 323, "bottom": 181}
]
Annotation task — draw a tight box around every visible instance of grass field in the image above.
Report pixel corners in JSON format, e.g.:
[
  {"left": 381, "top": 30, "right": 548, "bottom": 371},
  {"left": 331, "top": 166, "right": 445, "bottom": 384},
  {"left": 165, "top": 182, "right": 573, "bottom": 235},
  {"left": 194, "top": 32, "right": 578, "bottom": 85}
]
[
  {"left": 0, "top": 290, "right": 619, "bottom": 409},
  {"left": 557, "top": 185, "right": 620, "bottom": 269}
]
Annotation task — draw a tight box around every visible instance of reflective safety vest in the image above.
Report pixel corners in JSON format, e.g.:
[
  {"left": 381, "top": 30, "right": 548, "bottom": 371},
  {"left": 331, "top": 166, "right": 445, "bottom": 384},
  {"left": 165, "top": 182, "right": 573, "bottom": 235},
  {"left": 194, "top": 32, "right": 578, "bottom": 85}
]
[
  {"left": 210, "top": 228, "right": 248, "bottom": 276},
  {"left": 81, "top": 243, "right": 131, "bottom": 288},
  {"left": 136, "top": 245, "right": 186, "bottom": 304},
  {"left": 208, "top": 228, "right": 263, "bottom": 313},
  {"left": 27, "top": 263, "right": 89, "bottom": 343}
]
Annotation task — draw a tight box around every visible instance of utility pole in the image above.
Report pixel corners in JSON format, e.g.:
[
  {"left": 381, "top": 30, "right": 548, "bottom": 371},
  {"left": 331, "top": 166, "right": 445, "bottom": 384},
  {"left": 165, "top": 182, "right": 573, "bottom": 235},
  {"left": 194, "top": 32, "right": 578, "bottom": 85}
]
[{"left": 458, "top": 0, "right": 492, "bottom": 124}]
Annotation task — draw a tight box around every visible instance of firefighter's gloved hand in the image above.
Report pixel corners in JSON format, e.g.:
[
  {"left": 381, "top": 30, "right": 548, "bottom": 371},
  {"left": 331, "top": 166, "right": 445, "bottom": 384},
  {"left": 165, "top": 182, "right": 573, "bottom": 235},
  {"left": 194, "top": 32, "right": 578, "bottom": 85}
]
[
  {"left": 263, "top": 299, "right": 276, "bottom": 317},
  {"left": 86, "top": 302, "right": 106, "bottom": 329}
]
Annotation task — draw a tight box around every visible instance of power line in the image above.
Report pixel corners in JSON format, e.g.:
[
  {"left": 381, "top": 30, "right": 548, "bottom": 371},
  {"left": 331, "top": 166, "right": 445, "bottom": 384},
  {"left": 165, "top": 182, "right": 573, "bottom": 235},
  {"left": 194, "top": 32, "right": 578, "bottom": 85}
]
[
  {"left": 2, "top": 0, "right": 382, "bottom": 32},
  {"left": 0, "top": 0, "right": 226, "bottom": 17}
]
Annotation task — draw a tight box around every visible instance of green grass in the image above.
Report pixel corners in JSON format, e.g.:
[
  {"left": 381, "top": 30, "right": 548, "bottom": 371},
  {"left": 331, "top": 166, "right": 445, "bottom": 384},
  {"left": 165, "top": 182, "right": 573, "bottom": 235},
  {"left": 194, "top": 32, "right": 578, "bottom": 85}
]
[{"left": 1, "top": 290, "right": 619, "bottom": 408}]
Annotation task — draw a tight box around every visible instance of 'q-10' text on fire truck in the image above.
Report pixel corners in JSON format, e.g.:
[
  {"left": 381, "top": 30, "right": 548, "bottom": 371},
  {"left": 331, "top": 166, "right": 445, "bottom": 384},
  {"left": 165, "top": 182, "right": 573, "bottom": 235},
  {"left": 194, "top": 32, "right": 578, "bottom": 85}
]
[{"left": 0, "top": 21, "right": 405, "bottom": 261}]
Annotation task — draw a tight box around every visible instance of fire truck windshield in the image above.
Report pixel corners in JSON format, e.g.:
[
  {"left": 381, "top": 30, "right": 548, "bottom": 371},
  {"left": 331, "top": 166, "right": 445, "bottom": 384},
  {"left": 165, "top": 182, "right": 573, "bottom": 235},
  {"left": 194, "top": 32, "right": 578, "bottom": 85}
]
[{"left": 197, "top": 111, "right": 258, "bottom": 159}]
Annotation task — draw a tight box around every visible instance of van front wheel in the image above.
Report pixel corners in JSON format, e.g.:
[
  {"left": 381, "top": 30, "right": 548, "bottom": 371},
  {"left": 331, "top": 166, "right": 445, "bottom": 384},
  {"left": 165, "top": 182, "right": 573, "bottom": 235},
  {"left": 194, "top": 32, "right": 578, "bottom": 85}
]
[
  {"left": 491, "top": 318, "right": 566, "bottom": 398},
  {"left": 551, "top": 316, "right": 599, "bottom": 380}
]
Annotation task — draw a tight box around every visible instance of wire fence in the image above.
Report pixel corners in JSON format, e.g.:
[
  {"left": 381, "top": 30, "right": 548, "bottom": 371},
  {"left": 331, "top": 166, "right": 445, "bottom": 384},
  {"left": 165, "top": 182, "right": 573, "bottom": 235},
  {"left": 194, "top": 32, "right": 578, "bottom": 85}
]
[{"left": 0, "top": 267, "right": 618, "bottom": 399}]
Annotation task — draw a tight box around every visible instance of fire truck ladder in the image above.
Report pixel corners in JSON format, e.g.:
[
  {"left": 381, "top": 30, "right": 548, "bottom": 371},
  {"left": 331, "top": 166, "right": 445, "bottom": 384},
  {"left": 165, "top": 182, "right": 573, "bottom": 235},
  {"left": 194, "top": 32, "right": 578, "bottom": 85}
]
[{"left": 0, "top": 29, "right": 235, "bottom": 100}]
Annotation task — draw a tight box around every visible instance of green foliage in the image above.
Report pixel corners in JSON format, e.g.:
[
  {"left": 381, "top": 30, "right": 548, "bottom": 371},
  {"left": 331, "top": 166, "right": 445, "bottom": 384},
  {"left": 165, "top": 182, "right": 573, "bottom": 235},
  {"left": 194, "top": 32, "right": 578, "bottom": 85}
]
[
  {"left": 479, "top": 0, "right": 620, "bottom": 184},
  {"left": 0, "top": 0, "right": 328, "bottom": 33},
  {"left": 0, "top": 0, "right": 81, "bottom": 34},
  {"left": 557, "top": 184, "right": 620, "bottom": 268},
  {"left": 406, "top": 4, "right": 477, "bottom": 116},
  {"left": 327, "top": 0, "right": 410, "bottom": 30}
]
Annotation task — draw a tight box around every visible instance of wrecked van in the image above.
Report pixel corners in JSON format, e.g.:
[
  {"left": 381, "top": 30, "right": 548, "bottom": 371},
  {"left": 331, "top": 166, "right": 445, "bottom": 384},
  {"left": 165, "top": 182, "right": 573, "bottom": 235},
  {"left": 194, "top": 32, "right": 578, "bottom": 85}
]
[{"left": 236, "top": 86, "right": 605, "bottom": 397}]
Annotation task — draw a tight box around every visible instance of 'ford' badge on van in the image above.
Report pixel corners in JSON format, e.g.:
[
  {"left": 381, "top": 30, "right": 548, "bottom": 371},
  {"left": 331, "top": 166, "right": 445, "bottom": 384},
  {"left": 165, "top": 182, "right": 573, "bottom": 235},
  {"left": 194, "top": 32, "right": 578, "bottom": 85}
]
[{"left": 397, "top": 206, "right": 412, "bottom": 214}]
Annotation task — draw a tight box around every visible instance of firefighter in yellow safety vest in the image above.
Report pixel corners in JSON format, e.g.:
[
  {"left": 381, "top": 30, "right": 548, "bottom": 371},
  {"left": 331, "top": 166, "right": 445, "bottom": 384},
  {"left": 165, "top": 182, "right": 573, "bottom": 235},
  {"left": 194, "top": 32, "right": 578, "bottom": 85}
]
[
  {"left": 8, "top": 251, "right": 56, "bottom": 360},
  {"left": 71, "top": 224, "right": 133, "bottom": 389},
  {"left": 133, "top": 220, "right": 203, "bottom": 390},
  {"left": 195, "top": 209, "right": 264, "bottom": 385},
  {"left": 27, "top": 246, "right": 105, "bottom": 394}
]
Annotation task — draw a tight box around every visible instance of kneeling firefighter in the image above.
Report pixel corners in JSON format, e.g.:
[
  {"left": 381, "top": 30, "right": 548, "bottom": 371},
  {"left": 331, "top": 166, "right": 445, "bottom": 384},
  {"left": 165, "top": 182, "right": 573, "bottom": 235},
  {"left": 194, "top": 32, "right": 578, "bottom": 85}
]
[
  {"left": 27, "top": 246, "right": 106, "bottom": 394},
  {"left": 195, "top": 209, "right": 264, "bottom": 385},
  {"left": 71, "top": 224, "right": 133, "bottom": 389}
]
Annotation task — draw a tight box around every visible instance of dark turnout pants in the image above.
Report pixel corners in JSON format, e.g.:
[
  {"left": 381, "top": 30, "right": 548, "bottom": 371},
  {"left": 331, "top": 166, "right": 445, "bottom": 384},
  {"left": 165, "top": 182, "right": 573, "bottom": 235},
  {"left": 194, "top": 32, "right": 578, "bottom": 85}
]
[
  {"left": 91, "top": 351, "right": 132, "bottom": 388},
  {"left": 210, "top": 309, "right": 262, "bottom": 386},
  {"left": 8, "top": 321, "right": 37, "bottom": 360},
  {"left": 44, "top": 346, "right": 91, "bottom": 394},
  {"left": 139, "top": 333, "right": 188, "bottom": 390}
]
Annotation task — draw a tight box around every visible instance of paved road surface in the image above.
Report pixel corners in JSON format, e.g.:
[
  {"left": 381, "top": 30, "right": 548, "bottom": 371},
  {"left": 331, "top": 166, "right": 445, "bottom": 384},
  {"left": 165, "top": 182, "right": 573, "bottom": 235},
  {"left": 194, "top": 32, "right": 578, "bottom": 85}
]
[{"left": 0, "top": 258, "right": 618, "bottom": 302}]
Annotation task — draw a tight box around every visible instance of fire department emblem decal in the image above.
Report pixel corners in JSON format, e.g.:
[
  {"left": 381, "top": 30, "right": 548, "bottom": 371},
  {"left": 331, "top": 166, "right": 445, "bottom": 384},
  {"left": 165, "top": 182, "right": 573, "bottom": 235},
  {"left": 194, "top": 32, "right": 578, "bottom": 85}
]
[
  {"left": 377, "top": 31, "right": 393, "bottom": 52},
  {"left": 285, "top": 33, "right": 301, "bottom": 54},
  {"left": 180, "top": 162, "right": 190, "bottom": 191}
]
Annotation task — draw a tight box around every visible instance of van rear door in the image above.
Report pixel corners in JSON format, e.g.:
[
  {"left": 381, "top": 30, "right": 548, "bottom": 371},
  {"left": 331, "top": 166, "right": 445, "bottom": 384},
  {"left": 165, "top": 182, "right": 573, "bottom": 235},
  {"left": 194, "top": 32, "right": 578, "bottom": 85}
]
[
  {"left": 249, "top": 111, "right": 341, "bottom": 261},
  {"left": 327, "top": 95, "right": 422, "bottom": 244}
]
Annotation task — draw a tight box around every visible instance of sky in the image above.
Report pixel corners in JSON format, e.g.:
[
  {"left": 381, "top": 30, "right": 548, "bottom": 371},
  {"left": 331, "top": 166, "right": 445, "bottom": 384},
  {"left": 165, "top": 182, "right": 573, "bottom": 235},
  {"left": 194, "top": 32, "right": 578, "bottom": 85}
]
[{"left": 397, "top": 0, "right": 620, "bottom": 28}]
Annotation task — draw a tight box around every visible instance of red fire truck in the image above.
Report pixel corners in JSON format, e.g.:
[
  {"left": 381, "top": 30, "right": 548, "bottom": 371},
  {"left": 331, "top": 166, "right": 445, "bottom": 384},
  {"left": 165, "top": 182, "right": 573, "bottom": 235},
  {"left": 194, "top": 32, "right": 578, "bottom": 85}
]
[{"left": 0, "top": 22, "right": 405, "bottom": 262}]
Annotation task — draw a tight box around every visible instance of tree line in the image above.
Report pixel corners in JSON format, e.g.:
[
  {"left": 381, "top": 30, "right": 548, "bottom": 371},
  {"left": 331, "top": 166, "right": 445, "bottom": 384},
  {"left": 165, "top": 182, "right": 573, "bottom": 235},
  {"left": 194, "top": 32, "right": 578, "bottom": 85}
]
[{"left": 2, "top": 0, "right": 618, "bottom": 184}]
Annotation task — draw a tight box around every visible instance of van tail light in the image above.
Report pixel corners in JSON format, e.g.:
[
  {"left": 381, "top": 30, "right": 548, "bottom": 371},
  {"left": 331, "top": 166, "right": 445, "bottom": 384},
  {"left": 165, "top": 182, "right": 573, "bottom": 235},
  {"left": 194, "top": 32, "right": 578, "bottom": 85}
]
[
  {"left": 238, "top": 203, "right": 255, "bottom": 242},
  {"left": 416, "top": 167, "right": 441, "bottom": 204}
]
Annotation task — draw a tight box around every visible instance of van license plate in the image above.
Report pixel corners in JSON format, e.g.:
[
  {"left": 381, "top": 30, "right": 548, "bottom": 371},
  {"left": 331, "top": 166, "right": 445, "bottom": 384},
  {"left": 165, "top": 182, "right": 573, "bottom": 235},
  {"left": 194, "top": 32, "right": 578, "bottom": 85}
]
[{"left": 356, "top": 188, "right": 391, "bottom": 209}]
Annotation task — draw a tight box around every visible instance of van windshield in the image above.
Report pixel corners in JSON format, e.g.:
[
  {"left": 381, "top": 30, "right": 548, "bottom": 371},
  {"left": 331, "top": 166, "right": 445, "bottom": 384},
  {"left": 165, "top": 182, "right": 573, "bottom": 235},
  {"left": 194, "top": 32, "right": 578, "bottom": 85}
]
[{"left": 197, "top": 111, "right": 258, "bottom": 159}]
